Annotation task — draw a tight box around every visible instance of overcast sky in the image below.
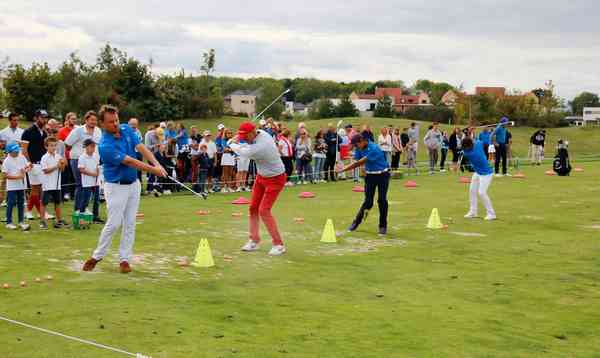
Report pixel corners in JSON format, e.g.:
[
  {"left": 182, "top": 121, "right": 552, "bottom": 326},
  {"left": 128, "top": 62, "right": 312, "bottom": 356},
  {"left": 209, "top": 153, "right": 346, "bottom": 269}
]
[{"left": 1, "top": 0, "right": 598, "bottom": 99}]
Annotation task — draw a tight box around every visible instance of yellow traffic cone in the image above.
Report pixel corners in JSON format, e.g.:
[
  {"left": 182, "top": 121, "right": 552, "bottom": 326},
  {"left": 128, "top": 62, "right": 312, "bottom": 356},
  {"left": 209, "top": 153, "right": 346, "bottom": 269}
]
[
  {"left": 426, "top": 208, "right": 444, "bottom": 229},
  {"left": 191, "top": 238, "right": 215, "bottom": 267},
  {"left": 320, "top": 219, "right": 338, "bottom": 243}
]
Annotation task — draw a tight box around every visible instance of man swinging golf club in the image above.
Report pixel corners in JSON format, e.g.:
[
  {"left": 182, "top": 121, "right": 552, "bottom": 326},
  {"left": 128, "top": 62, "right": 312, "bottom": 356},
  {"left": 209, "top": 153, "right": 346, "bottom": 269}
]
[
  {"left": 338, "top": 133, "right": 390, "bottom": 235},
  {"left": 229, "top": 121, "right": 287, "bottom": 256},
  {"left": 83, "top": 105, "right": 167, "bottom": 273},
  {"left": 462, "top": 135, "right": 496, "bottom": 221}
]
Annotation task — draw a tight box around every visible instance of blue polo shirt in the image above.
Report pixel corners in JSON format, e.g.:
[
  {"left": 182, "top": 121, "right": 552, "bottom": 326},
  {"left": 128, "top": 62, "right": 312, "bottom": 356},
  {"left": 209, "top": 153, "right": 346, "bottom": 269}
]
[
  {"left": 354, "top": 141, "right": 389, "bottom": 173},
  {"left": 478, "top": 131, "right": 491, "bottom": 145},
  {"left": 463, "top": 140, "right": 493, "bottom": 175},
  {"left": 99, "top": 124, "right": 141, "bottom": 183},
  {"left": 493, "top": 125, "right": 507, "bottom": 145}
]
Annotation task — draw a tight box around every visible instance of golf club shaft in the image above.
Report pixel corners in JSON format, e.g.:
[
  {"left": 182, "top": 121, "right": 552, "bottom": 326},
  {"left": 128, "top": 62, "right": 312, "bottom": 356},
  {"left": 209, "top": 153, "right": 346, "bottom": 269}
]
[
  {"left": 168, "top": 176, "right": 206, "bottom": 199},
  {"left": 474, "top": 121, "right": 515, "bottom": 129},
  {"left": 254, "top": 89, "right": 290, "bottom": 121}
]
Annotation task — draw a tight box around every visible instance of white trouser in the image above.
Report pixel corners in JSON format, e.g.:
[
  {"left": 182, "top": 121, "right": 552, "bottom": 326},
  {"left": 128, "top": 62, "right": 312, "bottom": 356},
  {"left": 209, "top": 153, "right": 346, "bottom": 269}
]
[
  {"left": 532, "top": 145, "right": 544, "bottom": 163},
  {"left": 468, "top": 173, "right": 495, "bottom": 217},
  {"left": 92, "top": 180, "right": 141, "bottom": 262}
]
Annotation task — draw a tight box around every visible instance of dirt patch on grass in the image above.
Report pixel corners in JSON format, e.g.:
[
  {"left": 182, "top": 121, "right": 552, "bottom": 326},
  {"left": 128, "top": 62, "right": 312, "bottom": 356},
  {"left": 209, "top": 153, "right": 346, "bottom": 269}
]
[
  {"left": 520, "top": 215, "right": 544, "bottom": 221},
  {"left": 306, "top": 237, "right": 407, "bottom": 256},
  {"left": 582, "top": 225, "right": 600, "bottom": 230},
  {"left": 450, "top": 232, "right": 487, "bottom": 238}
]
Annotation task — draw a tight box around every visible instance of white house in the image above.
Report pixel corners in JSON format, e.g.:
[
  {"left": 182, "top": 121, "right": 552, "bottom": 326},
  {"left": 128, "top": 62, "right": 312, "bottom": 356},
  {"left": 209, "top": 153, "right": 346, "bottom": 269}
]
[
  {"left": 285, "top": 101, "right": 310, "bottom": 116},
  {"left": 582, "top": 107, "right": 600, "bottom": 126}
]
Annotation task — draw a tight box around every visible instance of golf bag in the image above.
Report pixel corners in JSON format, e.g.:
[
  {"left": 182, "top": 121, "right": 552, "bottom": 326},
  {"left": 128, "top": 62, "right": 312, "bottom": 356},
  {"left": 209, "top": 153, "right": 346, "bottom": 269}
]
[{"left": 552, "top": 140, "right": 571, "bottom": 176}]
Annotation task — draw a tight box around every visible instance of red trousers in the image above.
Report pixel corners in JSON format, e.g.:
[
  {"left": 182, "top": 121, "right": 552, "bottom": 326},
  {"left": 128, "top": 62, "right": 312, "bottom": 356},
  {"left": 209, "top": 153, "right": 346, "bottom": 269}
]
[{"left": 249, "top": 173, "right": 287, "bottom": 245}]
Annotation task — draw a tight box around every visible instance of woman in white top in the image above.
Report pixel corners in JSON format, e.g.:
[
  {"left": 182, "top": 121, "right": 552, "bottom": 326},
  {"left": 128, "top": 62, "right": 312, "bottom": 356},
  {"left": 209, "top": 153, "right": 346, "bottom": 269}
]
[
  {"left": 220, "top": 129, "right": 236, "bottom": 192},
  {"left": 378, "top": 127, "right": 393, "bottom": 164},
  {"left": 295, "top": 128, "right": 313, "bottom": 184}
]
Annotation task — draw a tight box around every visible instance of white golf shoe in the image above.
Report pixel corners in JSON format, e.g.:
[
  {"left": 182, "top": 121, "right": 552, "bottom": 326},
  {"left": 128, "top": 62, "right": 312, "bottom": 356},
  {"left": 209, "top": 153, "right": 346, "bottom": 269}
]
[
  {"left": 241, "top": 240, "right": 260, "bottom": 252},
  {"left": 25, "top": 211, "right": 34, "bottom": 220},
  {"left": 268, "top": 245, "right": 287, "bottom": 256},
  {"left": 464, "top": 212, "right": 478, "bottom": 219},
  {"left": 484, "top": 214, "right": 497, "bottom": 221}
]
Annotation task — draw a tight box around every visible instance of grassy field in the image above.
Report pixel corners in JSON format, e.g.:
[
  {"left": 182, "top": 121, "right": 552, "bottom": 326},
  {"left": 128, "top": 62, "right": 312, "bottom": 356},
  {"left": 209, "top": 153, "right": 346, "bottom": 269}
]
[{"left": 1, "top": 162, "right": 600, "bottom": 357}]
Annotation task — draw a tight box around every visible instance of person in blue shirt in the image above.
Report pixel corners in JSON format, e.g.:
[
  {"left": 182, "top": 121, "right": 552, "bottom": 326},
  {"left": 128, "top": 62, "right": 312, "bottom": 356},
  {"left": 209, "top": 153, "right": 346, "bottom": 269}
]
[
  {"left": 83, "top": 105, "right": 167, "bottom": 274},
  {"left": 492, "top": 117, "right": 510, "bottom": 176},
  {"left": 461, "top": 136, "right": 496, "bottom": 221},
  {"left": 478, "top": 128, "right": 491, "bottom": 155},
  {"left": 338, "top": 134, "right": 390, "bottom": 235}
]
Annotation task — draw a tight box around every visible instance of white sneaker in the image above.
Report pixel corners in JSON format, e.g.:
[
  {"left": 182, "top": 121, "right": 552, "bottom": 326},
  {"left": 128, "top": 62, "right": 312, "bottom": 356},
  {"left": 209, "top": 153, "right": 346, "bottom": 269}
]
[
  {"left": 268, "top": 245, "right": 287, "bottom": 256},
  {"left": 5, "top": 223, "right": 17, "bottom": 230},
  {"left": 25, "top": 211, "right": 34, "bottom": 220},
  {"left": 45, "top": 213, "right": 55, "bottom": 220},
  {"left": 19, "top": 222, "right": 30, "bottom": 231},
  {"left": 504, "top": 173, "right": 512, "bottom": 177},
  {"left": 494, "top": 174, "right": 502, "bottom": 178},
  {"left": 484, "top": 215, "right": 497, "bottom": 221},
  {"left": 64, "top": 193, "right": 71, "bottom": 201},
  {"left": 241, "top": 240, "right": 260, "bottom": 252},
  {"left": 0, "top": 201, "right": 6, "bottom": 207},
  {"left": 164, "top": 190, "right": 172, "bottom": 195},
  {"left": 464, "top": 212, "right": 478, "bottom": 219},
  {"left": 236, "top": 187, "right": 242, "bottom": 192},
  {"left": 84, "top": 210, "right": 93, "bottom": 216}
]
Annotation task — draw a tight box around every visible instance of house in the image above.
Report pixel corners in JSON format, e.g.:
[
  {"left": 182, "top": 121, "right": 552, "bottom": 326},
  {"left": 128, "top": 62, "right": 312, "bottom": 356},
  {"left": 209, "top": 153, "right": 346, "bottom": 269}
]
[
  {"left": 441, "top": 90, "right": 464, "bottom": 107},
  {"left": 224, "top": 90, "right": 260, "bottom": 116},
  {"left": 582, "top": 107, "right": 600, "bottom": 126},
  {"left": 475, "top": 86, "right": 506, "bottom": 98},
  {"left": 285, "top": 101, "right": 310, "bottom": 116},
  {"left": 349, "top": 92, "right": 379, "bottom": 113},
  {"left": 374, "top": 87, "right": 431, "bottom": 113}
]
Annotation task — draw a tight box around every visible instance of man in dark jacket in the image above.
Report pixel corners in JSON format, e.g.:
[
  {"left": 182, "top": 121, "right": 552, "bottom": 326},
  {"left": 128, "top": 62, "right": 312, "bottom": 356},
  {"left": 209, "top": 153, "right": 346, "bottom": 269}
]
[
  {"left": 530, "top": 129, "right": 546, "bottom": 165},
  {"left": 324, "top": 123, "right": 341, "bottom": 182}
]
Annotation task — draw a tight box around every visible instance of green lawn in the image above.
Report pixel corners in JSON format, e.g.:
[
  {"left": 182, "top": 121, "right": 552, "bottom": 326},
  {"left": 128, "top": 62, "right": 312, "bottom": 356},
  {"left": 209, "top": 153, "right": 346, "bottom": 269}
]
[{"left": 1, "top": 163, "right": 600, "bottom": 357}]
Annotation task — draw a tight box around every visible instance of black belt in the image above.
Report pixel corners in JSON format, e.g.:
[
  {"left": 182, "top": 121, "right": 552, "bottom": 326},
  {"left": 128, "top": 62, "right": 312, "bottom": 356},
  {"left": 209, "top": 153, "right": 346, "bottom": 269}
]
[{"left": 108, "top": 179, "right": 136, "bottom": 185}]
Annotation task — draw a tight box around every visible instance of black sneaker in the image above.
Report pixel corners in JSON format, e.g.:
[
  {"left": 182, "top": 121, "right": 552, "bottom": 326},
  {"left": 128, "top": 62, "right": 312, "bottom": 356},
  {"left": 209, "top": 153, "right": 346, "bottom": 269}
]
[
  {"left": 93, "top": 218, "right": 105, "bottom": 224},
  {"left": 348, "top": 221, "right": 359, "bottom": 232},
  {"left": 39, "top": 221, "right": 48, "bottom": 230},
  {"left": 378, "top": 227, "right": 387, "bottom": 236}
]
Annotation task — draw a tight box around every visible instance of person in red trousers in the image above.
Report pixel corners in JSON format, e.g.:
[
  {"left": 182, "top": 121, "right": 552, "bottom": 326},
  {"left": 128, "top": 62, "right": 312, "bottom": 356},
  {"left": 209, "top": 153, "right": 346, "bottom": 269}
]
[{"left": 229, "top": 121, "right": 287, "bottom": 256}]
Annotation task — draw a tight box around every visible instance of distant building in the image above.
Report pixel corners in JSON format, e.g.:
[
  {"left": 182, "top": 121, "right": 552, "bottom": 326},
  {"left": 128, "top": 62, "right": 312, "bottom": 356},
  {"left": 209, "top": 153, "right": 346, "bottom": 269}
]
[
  {"left": 582, "top": 107, "right": 600, "bottom": 126},
  {"left": 349, "top": 92, "right": 379, "bottom": 113},
  {"left": 224, "top": 90, "right": 260, "bottom": 116},
  {"left": 475, "top": 86, "right": 506, "bottom": 98},
  {"left": 373, "top": 87, "right": 431, "bottom": 113},
  {"left": 285, "top": 101, "right": 310, "bottom": 116}
]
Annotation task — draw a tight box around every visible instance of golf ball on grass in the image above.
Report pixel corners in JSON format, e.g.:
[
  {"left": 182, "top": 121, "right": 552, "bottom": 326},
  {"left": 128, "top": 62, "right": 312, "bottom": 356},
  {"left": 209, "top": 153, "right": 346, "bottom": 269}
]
[
  {"left": 46, "top": 275, "right": 53, "bottom": 281},
  {"left": 20, "top": 281, "right": 27, "bottom": 287},
  {"left": 2, "top": 283, "right": 9, "bottom": 289},
  {"left": 35, "top": 277, "right": 41, "bottom": 283}
]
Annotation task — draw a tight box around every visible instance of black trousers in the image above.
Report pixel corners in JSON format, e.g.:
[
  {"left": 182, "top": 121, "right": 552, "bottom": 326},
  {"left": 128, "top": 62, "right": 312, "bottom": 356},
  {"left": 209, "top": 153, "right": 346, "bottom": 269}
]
[
  {"left": 495, "top": 144, "right": 507, "bottom": 174},
  {"left": 353, "top": 172, "right": 390, "bottom": 229},
  {"left": 324, "top": 153, "right": 337, "bottom": 181},
  {"left": 281, "top": 156, "right": 294, "bottom": 179},
  {"left": 391, "top": 152, "right": 401, "bottom": 169},
  {"left": 440, "top": 148, "right": 448, "bottom": 170}
]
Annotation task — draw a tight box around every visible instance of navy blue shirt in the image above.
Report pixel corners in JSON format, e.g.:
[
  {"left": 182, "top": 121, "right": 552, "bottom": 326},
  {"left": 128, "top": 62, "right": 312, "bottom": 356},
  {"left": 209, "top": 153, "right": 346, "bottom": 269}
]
[
  {"left": 463, "top": 140, "right": 493, "bottom": 175},
  {"left": 354, "top": 141, "right": 389, "bottom": 173},
  {"left": 99, "top": 124, "right": 141, "bottom": 183}
]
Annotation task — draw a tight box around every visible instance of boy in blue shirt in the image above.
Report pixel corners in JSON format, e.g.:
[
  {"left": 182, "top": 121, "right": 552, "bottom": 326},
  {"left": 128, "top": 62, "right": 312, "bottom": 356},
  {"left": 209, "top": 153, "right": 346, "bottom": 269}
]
[
  {"left": 461, "top": 136, "right": 496, "bottom": 221},
  {"left": 338, "top": 134, "right": 390, "bottom": 235}
]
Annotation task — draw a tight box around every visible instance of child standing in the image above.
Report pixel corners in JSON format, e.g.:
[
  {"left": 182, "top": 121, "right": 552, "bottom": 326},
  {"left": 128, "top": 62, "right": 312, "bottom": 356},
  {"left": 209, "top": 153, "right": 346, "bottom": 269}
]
[
  {"left": 488, "top": 143, "right": 496, "bottom": 163},
  {"left": 196, "top": 144, "right": 211, "bottom": 194},
  {"left": 2, "top": 142, "right": 31, "bottom": 231},
  {"left": 77, "top": 139, "right": 100, "bottom": 215},
  {"left": 40, "top": 137, "right": 68, "bottom": 229}
]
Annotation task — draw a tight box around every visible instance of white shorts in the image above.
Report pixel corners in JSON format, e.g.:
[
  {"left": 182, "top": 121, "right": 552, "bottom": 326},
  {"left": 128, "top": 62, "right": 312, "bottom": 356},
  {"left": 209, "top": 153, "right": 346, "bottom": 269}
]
[
  {"left": 221, "top": 153, "right": 235, "bottom": 166},
  {"left": 28, "top": 164, "right": 43, "bottom": 186},
  {"left": 237, "top": 157, "right": 250, "bottom": 171}
]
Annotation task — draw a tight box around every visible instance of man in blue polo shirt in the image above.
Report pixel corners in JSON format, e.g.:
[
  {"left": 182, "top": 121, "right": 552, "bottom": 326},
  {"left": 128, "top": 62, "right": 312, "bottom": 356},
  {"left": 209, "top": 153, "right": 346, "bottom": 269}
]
[
  {"left": 492, "top": 117, "right": 510, "bottom": 176},
  {"left": 83, "top": 105, "right": 167, "bottom": 274},
  {"left": 338, "top": 133, "right": 390, "bottom": 235},
  {"left": 461, "top": 136, "right": 496, "bottom": 221}
]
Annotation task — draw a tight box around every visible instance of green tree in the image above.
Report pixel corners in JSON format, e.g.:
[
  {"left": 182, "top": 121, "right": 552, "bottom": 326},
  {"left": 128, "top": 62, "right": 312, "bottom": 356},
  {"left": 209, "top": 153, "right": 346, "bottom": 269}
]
[
  {"left": 200, "top": 49, "right": 216, "bottom": 97},
  {"left": 4, "top": 62, "right": 59, "bottom": 119},
  {"left": 256, "top": 80, "right": 285, "bottom": 120},
  {"left": 335, "top": 96, "right": 358, "bottom": 117},
  {"left": 430, "top": 82, "right": 454, "bottom": 105},
  {"left": 569, "top": 91, "right": 599, "bottom": 115},
  {"left": 374, "top": 95, "right": 395, "bottom": 118}
]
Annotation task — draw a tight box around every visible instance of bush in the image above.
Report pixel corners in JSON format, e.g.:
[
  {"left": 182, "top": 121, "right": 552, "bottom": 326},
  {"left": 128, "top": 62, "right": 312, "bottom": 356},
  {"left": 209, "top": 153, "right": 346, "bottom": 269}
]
[{"left": 404, "top": 105, "right": 454, "bottom": 123}]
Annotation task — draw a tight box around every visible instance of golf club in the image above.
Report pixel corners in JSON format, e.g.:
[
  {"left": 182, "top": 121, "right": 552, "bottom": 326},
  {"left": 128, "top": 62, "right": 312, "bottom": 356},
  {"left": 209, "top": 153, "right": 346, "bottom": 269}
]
[
  {"left": 254, "top": 88, "right": 291, "bottom": 122},
  {"left": 473, "top": 121, "right": 515, "bottom": 129},
  {"left": 168, "top": 176, "right": 208, "bottom": 200}
]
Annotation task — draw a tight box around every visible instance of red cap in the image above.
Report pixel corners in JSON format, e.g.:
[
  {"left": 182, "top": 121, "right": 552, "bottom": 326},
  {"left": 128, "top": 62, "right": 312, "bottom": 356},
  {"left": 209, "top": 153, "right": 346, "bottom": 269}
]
[{"left": 237, "top": 121, "right": 256, "bottom": 140}]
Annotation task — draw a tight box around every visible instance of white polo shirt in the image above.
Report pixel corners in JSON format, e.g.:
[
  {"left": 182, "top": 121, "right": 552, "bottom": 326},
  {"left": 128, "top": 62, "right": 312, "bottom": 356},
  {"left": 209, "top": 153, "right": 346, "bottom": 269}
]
[
  {"left": 2, "top": 154, "right": 29, "bottom": 191},
  {"left": 40, "top": 152, "right": 63, "bottom": 191},
  {"left": 78, "top": 152, "right": 100, "bottom": 188},
  {"left": 0, "top": 126, "right": 24, "bottom": 144}
]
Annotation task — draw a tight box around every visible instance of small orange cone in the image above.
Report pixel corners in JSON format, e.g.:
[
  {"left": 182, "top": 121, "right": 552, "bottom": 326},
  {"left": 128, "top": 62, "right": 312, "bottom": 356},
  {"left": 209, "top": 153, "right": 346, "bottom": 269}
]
[
  {"left": 404, "top": 180, "right": 418, "bottom": 188},
  {"left": 459, "top": 176, "right": 471, "bottom": 184},
  {"left": 513, "top": 173, "right": 526, "bottom": 179},
  {"left": 545, "top": 170, "right": 555, "bottom": 176}
]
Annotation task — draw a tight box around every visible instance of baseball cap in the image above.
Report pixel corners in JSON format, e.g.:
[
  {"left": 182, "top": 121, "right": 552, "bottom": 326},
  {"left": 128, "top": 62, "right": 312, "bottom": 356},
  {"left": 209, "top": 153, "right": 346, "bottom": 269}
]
[
  {"left": 203, "top": 130, "right": 212, "bottom": 136},
  {"left": 350, "top": 134, "right": 365, "bottom": 145},
  {"left": 217, "top": 124, "right": 225, "bottom": 130},
  {"left": 83, "top": 139, "right": 96, "bottom": 147},
  {"left": 238, "top": 121, "right": 256, "bottom": 141},
  {"left": 5, "top": 141, "right": 20, "bottom": 154},
  {"left": 35, "top": 109, "right": 49, "bottom": 117},
  {"left": 500, "top": 117, "right": 509, "bottom": 124}
]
